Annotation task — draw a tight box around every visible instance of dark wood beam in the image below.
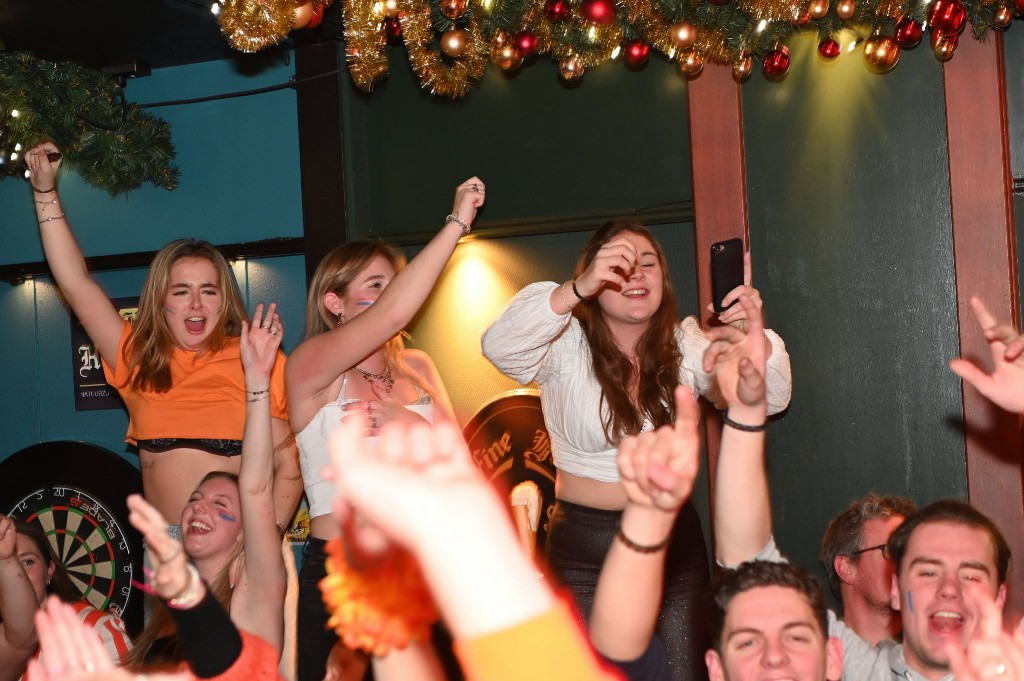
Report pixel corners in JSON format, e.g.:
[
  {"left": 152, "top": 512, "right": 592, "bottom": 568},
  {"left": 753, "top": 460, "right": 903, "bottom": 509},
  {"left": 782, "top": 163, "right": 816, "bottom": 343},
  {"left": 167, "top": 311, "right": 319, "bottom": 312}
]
[{"left": 943, "top": 31, "right": 1024, "bottom": 622}]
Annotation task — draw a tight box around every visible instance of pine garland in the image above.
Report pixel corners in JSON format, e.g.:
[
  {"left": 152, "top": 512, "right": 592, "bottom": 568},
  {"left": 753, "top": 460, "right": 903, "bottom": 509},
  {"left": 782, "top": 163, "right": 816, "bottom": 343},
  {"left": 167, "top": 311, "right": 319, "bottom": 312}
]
[{"left": 0, "top": 51, "right": 179, "bottom": 195}]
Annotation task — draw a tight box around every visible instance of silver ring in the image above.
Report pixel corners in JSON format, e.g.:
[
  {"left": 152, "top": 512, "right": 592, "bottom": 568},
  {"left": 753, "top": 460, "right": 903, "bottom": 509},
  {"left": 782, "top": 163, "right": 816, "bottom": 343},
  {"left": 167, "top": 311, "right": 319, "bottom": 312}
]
[{"left": 270, "top": 330, "right": 278, "bottom": 336}]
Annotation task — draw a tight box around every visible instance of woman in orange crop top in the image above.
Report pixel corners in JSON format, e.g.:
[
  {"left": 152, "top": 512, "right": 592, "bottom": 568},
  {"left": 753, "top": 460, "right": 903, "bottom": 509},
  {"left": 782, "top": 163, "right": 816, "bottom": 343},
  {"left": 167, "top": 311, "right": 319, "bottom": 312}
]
[
  {"left": 285, "top": 178, "right": 485, "bottom": 681},
  {"left": 26, "top": 144, "right": 301, "bottom": 530}
]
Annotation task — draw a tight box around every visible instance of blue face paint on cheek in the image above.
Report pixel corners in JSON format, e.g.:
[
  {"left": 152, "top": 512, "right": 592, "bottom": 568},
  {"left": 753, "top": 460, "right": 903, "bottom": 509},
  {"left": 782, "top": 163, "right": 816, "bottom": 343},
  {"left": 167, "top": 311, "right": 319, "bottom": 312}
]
[
  {"left": 164, "top": 306, "right": 174, "bottom": 314},
  {"left": 217, "top": 512, "right": 238, "bottom": 523},
  {"left": 907, "top": 591, "right": 914, "bottom": 613},
  {"left": 355, "top": 300, "right": 374, "bottom": 307}
]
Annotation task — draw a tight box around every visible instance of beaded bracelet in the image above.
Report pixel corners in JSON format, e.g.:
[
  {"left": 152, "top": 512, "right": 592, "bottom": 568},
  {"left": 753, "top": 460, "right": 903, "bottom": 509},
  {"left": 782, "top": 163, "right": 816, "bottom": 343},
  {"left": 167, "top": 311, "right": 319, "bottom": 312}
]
[
  {"left": 31, "top": 185, "right": 56, "bottom": 194},
  {"left": 616, "top": 526, "right": 671, "bottom": 554},
  {"left": 559, "top": 281, "right": 577, "bottom": 310},
  {"left": 168, "top": 564, "right": 204, "bottom": 609},
  {"left": 248, "top": 392, "right": 270, "bottom": 403},
  {"left": 445, "top": 213, "right": 470, "bottom": 236},
  {"left": 722, "top": 413, "right": 768, "bottom": 432},
  {"left": 248, "top": 388, "right": 269, "bottom": 396}
]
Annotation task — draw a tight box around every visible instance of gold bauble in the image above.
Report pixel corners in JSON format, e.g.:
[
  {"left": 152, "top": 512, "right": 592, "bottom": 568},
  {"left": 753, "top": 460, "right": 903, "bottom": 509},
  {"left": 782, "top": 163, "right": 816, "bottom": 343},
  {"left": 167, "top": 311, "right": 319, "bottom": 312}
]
[
  {"left": 994, "top": 5, "right": 1013, "bottom": 27},
  {"left": 835, "top": 0, "right": 855, "bottom": 19},
  {"left": 732, "top": 52, "right": 753, "bottom": 81},
  {"left": 677, "top": 48, "right": 704, "bottom": 77},
  {"left": 440, "top": 0, "right": 468, "bottom": 19},
  {"left": 808, "top": 0, "right": 829, "bottom": 18},
  {"left": 293, "top": 0, "right": 315, "bottom": 28},
  {"left": 669, "top": 21, "right": 697, "bottom": 50},
  {"left": 440, "top": 28, "right": 471, "bottom": 57},
  {"left": 492, "top": 28, "right": 509, "bottom": 48},
  {"left": 863, "top": 34, "right": 900, "bottom": 72},
  {"left": 932, "top": 32, "right": 956, "bottom": 60},
  {"left": 559, "top": 55, "right": 584, "bottom": 80},
  {"left": 493, "top": 44, "right": 523, "bottom": 71}
]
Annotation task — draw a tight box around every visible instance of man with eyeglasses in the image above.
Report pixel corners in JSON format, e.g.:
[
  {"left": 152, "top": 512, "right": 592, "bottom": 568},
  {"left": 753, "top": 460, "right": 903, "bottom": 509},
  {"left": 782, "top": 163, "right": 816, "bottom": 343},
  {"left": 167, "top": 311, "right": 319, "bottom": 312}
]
[{"left": 819, "top": 494, "right": 916, "bottom": 645}]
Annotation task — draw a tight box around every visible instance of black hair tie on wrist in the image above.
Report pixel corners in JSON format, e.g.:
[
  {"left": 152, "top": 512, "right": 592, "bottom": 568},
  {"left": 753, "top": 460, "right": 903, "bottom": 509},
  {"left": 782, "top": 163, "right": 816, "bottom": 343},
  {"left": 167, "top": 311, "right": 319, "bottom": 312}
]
[
  {"left": 571, "top": 279, "right": 586, "bottom": 301},
  {"left": 722, "top": 413, "right": 768, "bottom": 432}
]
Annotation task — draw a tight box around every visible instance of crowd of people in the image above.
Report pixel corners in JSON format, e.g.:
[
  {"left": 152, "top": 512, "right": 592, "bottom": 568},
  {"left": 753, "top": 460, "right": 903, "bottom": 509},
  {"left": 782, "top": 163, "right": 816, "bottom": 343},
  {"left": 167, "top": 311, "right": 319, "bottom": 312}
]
[{"left": 3, "top": 142, "right": 1024, "bottom": 681}]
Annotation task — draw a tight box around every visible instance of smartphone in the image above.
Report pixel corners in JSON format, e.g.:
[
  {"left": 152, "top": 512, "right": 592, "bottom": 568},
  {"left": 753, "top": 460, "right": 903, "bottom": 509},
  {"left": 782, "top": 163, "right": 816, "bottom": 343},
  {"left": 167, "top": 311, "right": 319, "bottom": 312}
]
[{"left": 711, "top": 238, "right": 744, "bottom": 313}]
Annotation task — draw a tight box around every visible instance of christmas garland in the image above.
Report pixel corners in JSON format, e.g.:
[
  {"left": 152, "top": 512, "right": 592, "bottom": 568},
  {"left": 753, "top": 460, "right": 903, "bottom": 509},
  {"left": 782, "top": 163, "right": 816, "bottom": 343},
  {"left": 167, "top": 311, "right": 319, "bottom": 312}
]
[
  {"left": 0, "top": 50, "right": 179, "bottom": 195},
  {"left": 258, "top": 0, "right": 1021, "bottom": 97}
]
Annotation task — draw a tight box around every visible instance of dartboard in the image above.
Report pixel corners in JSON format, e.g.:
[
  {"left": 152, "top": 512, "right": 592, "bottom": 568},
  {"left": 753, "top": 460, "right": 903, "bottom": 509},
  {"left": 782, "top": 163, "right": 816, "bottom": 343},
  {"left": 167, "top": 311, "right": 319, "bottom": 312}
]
[
  {"left": 0, "top": 441, "right": 143, "bottom": 636},
  {"left": 10, "top": 487, "right": 133, "bottom": 620}
]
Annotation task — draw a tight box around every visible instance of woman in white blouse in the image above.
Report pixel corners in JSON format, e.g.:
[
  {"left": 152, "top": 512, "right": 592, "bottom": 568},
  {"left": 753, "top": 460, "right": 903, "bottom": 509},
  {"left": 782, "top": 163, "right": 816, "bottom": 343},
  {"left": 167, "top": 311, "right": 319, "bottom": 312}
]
[{"left": 482, "top": 222, "right": 791, "bottom": 681}]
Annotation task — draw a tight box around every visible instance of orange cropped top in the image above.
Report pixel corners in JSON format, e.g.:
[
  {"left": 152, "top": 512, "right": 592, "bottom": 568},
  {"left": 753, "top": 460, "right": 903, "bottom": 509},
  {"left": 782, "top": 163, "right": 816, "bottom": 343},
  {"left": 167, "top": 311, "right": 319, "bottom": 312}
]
[{"left": 102, "top": 321, "right": 288, "bottom": 447}]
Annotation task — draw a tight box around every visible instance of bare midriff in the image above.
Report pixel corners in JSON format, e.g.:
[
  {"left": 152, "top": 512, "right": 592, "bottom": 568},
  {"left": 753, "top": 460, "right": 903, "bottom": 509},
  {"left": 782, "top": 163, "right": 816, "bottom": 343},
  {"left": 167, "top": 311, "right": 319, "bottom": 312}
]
[
  {"left": 555, "top": 470, "right": 628, "bottom": 511},
  {"left": 139, "top": 446, "right": 242, "bottom": 525}
]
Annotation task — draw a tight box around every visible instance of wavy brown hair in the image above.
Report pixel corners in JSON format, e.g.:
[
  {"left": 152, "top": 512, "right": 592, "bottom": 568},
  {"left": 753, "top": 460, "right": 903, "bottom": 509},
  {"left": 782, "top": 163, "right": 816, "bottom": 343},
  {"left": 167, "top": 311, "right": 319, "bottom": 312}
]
[
  {"left": 573, "top": 222, "right": 682, "bottom": 443},
  {"left": 304, "top": 241, "right": 430, "bottom": 394},
  {"left": 122, "top": 472, "right": 242, "bottom": 669},
  {"left": 120, "top": 240, "right": 246, "bottom": 393}
]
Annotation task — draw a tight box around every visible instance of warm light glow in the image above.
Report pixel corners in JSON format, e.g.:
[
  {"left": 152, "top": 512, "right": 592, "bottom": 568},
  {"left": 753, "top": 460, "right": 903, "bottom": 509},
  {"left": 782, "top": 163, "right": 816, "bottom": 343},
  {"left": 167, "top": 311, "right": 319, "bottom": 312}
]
[
  {"left": 14, "top": 143, "right": 21, "bottom": 151},
  {"left": 588, "top": 25, "right": 598, "bottom": 41},
  {"left": 482, "top": 0, "right": 493, "bottom": 11},
  {"left": 756, "top": 19, "right": 768, "bottom": 32},
  {"left": 210, "top": 2, "right": 220, "bottom": 15},
  {"left": 667, "top": 47, "right": 676, "bottom": 58},
  {"left": 373, "top": 1, "right": 383, "bottom": 14},
  {"left": 10, "top": 109, "right": 19, "bottom": 118},
  {"left": 847, "top": 39, "right": 857, "bottom": 52},
  {"left": 611, "top": 45, "right": 621, "bottom": 59},
  {"left": 10, "top": 152, "right": 18, "bottom": 161}
]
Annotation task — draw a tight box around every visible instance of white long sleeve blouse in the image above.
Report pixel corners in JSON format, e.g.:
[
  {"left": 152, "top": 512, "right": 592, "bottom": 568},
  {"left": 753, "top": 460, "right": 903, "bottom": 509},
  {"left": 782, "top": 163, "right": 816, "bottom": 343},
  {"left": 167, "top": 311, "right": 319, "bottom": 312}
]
[{"left": 481, "top": 282, "right": 792, "bottom": 483}]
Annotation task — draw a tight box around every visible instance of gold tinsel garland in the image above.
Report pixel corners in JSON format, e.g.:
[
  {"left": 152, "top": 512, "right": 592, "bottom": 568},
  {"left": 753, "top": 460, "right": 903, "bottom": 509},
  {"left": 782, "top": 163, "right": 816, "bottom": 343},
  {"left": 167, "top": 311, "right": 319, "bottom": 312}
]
[
  {"left": 219, "top": 0, "right": 296, "bottom": 52},
  {"left": 399, "top": 0, "right": 489, "bottom": 96},
  {"left": 343, "top": 0, "right": 391, "bottom": 90}
]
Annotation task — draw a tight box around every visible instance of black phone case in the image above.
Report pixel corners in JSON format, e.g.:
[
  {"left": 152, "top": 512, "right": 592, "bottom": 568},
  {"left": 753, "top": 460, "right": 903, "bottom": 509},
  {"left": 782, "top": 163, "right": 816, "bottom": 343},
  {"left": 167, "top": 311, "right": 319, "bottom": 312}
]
[{"left": 711, "top": 238, "right": 744, "bottom": 313}]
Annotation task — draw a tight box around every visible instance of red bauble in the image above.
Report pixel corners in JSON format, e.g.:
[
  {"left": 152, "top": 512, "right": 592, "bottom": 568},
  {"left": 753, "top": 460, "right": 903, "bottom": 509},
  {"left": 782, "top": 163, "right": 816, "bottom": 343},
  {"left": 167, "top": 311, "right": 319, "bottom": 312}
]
[
  {"left": 513, "top": 30, "right": 539, "bottom": 57},
  {"left": 818, "top": 38, "right": 841, "bottom": 59},
  {"left": 894, "top": 16, "right": 923, "bottom": 47},
  {"left": 929, "top": 0, "right": 966, "bottom": 33},
  {"left": 762, "top": 47, "right": 790, "bottom": 79},
  {"left": 383, "top": 16, "right": 402, "bottom": 39},
  {"left": 544, "top": 0, "right": 571, "bottom": 21},
  {"left": 306, "top": 5, "right": 324, "bottom": 29},
  {"left": 1016, "top": 0, "right": 1024, "bottom": 16},
  {"left": 580, "top": 0, "right": 616, "bottom": 25},
  {"left": 623, "top": 40, "right": 650, "bottom": 67}
]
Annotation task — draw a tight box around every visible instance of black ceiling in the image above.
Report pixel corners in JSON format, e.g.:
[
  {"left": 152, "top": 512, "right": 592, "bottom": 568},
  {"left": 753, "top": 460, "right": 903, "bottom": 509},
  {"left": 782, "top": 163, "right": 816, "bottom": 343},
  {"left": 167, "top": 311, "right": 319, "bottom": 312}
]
[{"left": 0, "top": 0, "right": 343, "bottom": 73}]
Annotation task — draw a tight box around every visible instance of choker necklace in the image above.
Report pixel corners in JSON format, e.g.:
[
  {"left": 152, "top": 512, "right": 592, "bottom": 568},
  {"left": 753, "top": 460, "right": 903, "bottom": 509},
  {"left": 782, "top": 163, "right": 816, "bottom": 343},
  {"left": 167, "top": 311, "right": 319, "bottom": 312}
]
[{"left": 354, "top": 366, "right": 394, "bottom": 394}]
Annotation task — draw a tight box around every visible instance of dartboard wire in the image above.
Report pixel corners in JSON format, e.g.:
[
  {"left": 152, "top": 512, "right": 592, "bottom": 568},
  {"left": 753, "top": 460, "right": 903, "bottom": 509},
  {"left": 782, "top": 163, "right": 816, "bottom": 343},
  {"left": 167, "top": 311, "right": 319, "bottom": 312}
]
[{"left": 31, "top": 506, "right": 118, "bottom": 608}]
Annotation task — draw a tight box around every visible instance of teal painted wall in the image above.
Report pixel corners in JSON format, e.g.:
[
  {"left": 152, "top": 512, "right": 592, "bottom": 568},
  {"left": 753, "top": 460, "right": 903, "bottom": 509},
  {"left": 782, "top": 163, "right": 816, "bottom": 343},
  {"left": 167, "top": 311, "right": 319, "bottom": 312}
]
[{"left": 742, "top": 33, "right": 966, "bottom": 597}]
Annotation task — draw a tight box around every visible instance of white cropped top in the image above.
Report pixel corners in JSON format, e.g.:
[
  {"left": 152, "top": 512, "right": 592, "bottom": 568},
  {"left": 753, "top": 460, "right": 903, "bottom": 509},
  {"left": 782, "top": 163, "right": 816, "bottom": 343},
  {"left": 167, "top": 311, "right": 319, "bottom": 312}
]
[
  {"left": 297, "top": 374, "right": 434, "bottom": 519},
  {"left": 481, "top": 281, "right": 792, "bottom": 483}
]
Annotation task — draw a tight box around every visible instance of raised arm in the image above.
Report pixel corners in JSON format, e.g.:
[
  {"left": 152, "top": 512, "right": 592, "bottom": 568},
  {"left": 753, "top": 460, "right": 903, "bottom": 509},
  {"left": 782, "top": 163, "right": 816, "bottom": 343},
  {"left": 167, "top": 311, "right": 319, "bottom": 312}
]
[
  {"left": 703, "top": 294, "right": 772, "bottom": 567},
  {"left": 233, "top": 303, "right": 287, "bottom": 652},
  {"left": 287, "top": 179, "right": 485, "bottom": 402},
  {"left": 590, "top": 385, "right": 701, "bottom": 664},
  {"left": 950, "top": 296, "right": 1024, "bottom": 414},
  {"left": 0, "top": 516, "right": 40, "bottom": 681},
  {"left": 26, "top": 144, "right": 124, "bottom": 366}
]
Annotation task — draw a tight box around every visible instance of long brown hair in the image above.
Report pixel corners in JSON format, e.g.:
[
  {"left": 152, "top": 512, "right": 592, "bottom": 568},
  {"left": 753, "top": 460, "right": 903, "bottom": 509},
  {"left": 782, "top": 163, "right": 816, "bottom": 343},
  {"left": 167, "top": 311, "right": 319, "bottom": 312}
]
[
  {"left": 573, "top": 221, "right": 682, "bottom": 443},
  {"left": 122, "top": 472, "right": 242, "bottom": 669},
  {"left": 304, "top": 241, "right": 430, "bottom": 394},
  {"left": 121, "top": 240, "right": 246, "bottom": 393}
]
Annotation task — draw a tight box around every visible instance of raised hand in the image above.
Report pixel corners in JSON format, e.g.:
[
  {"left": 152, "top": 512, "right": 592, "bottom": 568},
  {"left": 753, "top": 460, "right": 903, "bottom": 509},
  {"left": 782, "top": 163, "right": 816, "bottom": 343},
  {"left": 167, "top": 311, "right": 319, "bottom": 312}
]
[
  {"left": 573, "top": 236, "right": 640, "bottom": 298},
  {"left": 617, "top": 385, "right": 701, "bottom": 513},
  {"left": 950, "top": 297, "right": 1024, "bottom": 414},
  {"left": 450, "top": 177, "right": 486, "bottom": 230},
  {"left": 707, "top": 251, "right": 765, "bottom": 332},
  {"left": 703, "top": 294, "right": 768, "bottom": 412},
  {"left": 0, "top": 515, "right": 15, "bottom": 561},
  {"left": 25, "top": 597, "right": 115, "bottom": 681},
  {"left": 946, "top": 590, "right": 1024, "bottom": 681},
  {"left": 126, "top": 494, "right": 194, "bottom": 602},
  {"left": 25, "top": 143, "right": 62, "bottom": 191},
  {"left": 240, "top": 302, "right": 283, "bottom": 380}
]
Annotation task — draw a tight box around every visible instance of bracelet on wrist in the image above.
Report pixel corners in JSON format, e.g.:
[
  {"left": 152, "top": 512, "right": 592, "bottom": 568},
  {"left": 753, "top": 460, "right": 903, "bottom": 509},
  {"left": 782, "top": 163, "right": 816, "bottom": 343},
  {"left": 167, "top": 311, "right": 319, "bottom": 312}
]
[
  {"left": 168, "top": 563, "right": 204, "bottom": 609},
  {"left": 247, "top": 388, "right": 269, "bottom": 396},
  {"left": 571, "top": 279, "right": 586, "bottom": 301},
  {"left": 39, "top": 213, "right": 66, "bottom": 224},
  {"left": 34, "top": 196, "right": 60, "bottom": 206},
  {"left": 31, "top": 185, "right": 56, "bottom": 194},
  {"left": 248, "top": 392, "right": 270, "bottom": 403},
  {"left": 445, "top": 213, "right": 470, "bottom": 236},
  {"left": 722, "top": 412, "right": 768, "bottom": 432},
  {"left": 559, "top": 281, "right": 578, "bottom": 311},
  {"left": 616, "top": 526, "right": 671, "bottom": 554}
]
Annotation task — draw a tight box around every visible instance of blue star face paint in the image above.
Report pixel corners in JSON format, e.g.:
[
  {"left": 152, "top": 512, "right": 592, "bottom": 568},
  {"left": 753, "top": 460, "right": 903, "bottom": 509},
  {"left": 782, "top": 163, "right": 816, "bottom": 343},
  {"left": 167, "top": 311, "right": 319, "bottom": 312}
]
[
  {"left": 906, "top": 591, "right": 914, "bottom": 613},
  {"left": 218, "top": 512, "right": 238, "bottom": 523}
]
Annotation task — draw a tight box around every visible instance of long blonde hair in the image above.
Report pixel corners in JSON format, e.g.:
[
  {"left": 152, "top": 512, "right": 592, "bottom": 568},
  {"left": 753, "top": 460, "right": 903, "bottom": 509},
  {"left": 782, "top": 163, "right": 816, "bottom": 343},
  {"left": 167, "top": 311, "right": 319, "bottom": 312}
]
[
  {"left": 304, "top": 241, "right": 429, "bottom": 393},
  {"left": 121, "top": 240, "right": 246, "bottom": 393}
]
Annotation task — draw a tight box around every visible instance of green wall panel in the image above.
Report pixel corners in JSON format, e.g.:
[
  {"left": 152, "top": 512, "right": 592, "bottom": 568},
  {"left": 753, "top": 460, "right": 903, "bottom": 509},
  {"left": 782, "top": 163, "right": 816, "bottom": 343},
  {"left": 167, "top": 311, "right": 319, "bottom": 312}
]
[{"left": 741, "top": 33, "right": 966, "bottom": 599}]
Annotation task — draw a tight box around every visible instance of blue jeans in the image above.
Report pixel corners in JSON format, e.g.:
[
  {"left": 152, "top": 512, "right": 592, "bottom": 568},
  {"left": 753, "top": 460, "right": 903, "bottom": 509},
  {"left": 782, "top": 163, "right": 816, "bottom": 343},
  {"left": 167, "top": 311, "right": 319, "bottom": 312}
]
[{"left": 297, "top": 538, "right": 343, "bottom": 681}]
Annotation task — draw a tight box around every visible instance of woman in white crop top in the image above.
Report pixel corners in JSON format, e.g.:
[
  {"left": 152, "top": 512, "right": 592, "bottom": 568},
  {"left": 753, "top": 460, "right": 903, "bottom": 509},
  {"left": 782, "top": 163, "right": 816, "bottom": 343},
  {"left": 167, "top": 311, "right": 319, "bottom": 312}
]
[
  {"left": 482, "top": 222, "right": 792, "bottom": 681},
  {"left": 285, "top": 178, "right": 485, "bottom": 681}
]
